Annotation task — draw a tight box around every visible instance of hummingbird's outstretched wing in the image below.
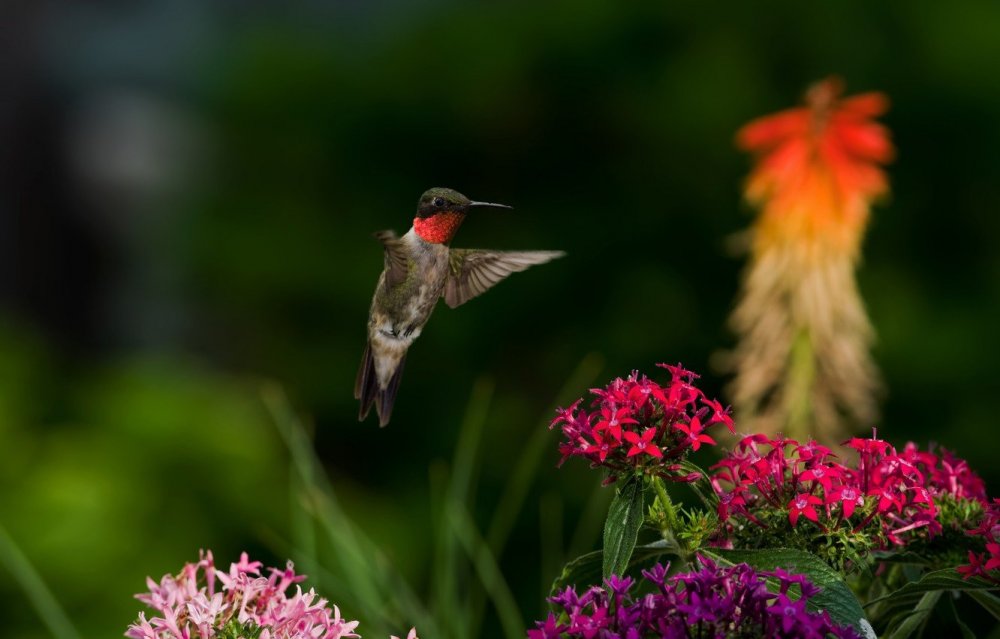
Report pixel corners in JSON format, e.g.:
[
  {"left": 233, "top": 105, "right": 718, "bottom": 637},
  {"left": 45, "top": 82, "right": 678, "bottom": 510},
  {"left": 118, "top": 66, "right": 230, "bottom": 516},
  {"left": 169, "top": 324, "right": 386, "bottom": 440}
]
[
  {"left": 374, "top": 230, "right": 409, "bottom": 288},
  {"left": 443, "top": 249, "right": 565, "bottom": 309}
]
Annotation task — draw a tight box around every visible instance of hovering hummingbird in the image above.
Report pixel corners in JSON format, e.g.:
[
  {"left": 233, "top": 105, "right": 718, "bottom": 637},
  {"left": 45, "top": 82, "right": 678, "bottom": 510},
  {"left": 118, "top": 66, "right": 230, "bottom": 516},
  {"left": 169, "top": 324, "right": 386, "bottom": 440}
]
[{"left": 355, "top": 187, "right": 565, "bottom": 427}]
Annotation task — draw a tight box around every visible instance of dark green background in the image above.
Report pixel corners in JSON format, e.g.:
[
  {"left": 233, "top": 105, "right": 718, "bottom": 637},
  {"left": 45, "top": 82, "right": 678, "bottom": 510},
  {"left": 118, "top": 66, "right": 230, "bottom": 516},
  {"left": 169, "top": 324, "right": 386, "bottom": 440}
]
[{"left": 2, "top": 1, "right": 999, "bottom": 637}]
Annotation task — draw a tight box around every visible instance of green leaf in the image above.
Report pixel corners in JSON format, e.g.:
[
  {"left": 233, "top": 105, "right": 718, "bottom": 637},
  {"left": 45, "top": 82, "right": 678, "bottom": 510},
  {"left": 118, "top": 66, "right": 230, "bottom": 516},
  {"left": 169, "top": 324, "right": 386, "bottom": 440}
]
[
  {"left": 867, "top": 568, "right": 1000, "bottom": 613},
  {"left": 947, "top": 593, "right": 977, "bottom": 639},
  {"left": 602, "top": 476, "right": 645, "bottom": 580},
  {"left": 885, "top": 591, "right": 942, "bottom": 639},
  {"left": 676, "top": 459, "right": 715, "bottom": 509},
  {"left": 551, "top": 539, "right": 675, "bottom": 596},
  {"left": 701, "top": 547, "right": 869, "bottom": 635},
  {"left": 870, "top": 549, "right": 934, "bottom": 566},
  {"left": 968, "top": 589, "right": 1000, "bottom": 621}
]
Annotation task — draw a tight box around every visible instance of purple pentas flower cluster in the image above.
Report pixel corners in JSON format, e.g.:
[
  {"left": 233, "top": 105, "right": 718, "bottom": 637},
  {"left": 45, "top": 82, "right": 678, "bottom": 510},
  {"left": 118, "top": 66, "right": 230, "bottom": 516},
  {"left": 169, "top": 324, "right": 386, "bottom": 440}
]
[
  {"left": 126, "top": 551, "right": 389, "bottom": 639},
  {"left": 550, "top": 364, "right": 734, "bottom": 482},
  {"left": 710, "top": 434, "right": 948, "bottom": 552},
  {"left": 530, "top": 557, "right": 861, "bottom": 639}
]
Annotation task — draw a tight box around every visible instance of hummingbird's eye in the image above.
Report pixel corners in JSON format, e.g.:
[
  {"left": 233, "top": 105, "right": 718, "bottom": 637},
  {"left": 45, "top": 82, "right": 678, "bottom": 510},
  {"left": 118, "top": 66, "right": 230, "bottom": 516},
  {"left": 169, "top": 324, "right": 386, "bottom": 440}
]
[{"left": 433, "top": 197, "right": 445, "bottom": 207}]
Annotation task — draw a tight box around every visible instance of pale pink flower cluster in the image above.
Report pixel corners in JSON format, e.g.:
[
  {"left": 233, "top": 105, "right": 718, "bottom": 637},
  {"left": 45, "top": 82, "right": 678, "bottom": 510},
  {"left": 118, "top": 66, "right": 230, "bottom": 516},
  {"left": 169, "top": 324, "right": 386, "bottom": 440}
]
[{"left": 126, "top": 551, "right": 361, "bottom": 639}]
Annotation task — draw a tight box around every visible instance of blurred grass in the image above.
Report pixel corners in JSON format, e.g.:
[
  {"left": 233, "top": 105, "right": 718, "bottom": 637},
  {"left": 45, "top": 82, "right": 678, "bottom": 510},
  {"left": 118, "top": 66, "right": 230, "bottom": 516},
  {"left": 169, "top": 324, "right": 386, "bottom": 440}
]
[
  {"left": 262, "top": 352, "right": 602, "bottom": 638},
  {"left": 0, "top": 338, "right": 289, "bottom": 637},
  {"left": 264, "top": 382, "right": 434, "bottom": 636},
  {"left": 266, "top": 377, "right": 509, "bottom": 637},
  {"left": 0, "top": 525, "right": 79, "bottom": 639}
]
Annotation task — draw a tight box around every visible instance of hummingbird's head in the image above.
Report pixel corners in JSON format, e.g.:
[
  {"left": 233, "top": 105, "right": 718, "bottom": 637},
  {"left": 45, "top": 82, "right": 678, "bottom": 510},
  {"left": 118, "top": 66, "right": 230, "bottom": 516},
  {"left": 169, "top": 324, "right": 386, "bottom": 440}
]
[{"left": 413, "top": 187, "right": 511, "bottom": 244}]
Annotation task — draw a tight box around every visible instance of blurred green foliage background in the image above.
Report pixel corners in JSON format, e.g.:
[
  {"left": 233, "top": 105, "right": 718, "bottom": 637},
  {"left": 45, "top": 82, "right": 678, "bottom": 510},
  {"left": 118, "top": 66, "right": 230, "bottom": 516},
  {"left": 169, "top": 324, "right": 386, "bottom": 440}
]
[{"left": 2, "top": 1, "right": 1000, "bottom": 637}]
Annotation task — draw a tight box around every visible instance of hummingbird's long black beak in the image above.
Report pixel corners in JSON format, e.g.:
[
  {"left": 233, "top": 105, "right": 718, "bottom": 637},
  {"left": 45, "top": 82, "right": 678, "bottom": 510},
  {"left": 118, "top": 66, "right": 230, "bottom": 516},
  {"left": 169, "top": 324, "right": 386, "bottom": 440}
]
[{"left": 469, "top": 200, "right": 513, "bottom": 210}]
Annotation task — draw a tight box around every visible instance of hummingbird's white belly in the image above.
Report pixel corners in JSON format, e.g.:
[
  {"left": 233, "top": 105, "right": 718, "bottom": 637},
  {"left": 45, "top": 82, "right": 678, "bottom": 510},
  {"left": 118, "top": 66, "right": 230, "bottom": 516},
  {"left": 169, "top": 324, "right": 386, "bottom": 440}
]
[{"left": 368, "top": 231, "right": 449, "bottom": 389}]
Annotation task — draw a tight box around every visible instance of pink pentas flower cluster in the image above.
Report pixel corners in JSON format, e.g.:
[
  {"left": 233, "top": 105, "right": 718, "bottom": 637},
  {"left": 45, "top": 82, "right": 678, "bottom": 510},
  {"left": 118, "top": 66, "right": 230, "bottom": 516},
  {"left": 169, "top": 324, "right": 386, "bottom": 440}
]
[
  {"left": 958, "top": 499, "right": 1000, "bottom": 582},
  {"left": 899, "top": 442, "right": 987, "bottom": 503},
  {"left": 126, "top": 551, "right": 415, "bottom": 639},
  {"left": 550, "top": 364, "right": 735, "bottom": 483},
  {"left": 711, "top": 433, "right": 943, "bottom": 549}
]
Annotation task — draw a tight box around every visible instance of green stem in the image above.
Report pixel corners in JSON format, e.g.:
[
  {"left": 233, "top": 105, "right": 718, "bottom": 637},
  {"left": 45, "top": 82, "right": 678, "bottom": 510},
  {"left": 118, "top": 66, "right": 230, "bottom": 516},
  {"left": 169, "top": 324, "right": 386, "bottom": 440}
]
[
  {"left": 651, "top": 476, "right": 682, "bottom": 551},
  {"left": 784, "top": 329, "right": 815, "bottom": 441}
]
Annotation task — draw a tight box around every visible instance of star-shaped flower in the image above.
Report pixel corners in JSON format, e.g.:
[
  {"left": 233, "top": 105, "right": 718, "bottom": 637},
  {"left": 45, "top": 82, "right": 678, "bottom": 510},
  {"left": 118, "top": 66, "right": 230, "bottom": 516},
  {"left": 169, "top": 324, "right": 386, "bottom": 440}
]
[
  {"left": 623, "top": 428, "right": 662, "bottom": 458},
  {"left": 674, "top": 416, "right": 716, "bottom": 451},
  {"left": 788, "top": 493, "right": 823, "bottom": 525}
]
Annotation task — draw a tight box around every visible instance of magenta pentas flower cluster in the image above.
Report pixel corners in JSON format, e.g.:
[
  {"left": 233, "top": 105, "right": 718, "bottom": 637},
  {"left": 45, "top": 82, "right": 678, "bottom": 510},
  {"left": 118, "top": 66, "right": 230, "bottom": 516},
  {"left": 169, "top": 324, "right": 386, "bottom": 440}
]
[
  {"left": 899, "top": 442, "right": 987, "bottom": 503},
  {"left": 550, "top": 364, "right": 734, "bottom": 482},
  {"left": 710, "top": 434, "right": 945, "bottom": 562},
  {"left": 958, "top": 498, "right": 1000, "bottom": 581},
  {"left": 531, "top": 557, "right": 861, "bottom": 639},
  {"left": 126, "top": 551, "right": 363, "bottom": 639}
]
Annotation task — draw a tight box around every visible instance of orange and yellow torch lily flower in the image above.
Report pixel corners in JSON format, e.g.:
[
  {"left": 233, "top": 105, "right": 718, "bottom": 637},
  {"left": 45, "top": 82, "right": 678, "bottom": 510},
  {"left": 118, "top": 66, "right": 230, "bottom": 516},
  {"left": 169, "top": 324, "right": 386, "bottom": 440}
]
[{"left": 727, "top": 77, "right": 893, "bottom": 443}]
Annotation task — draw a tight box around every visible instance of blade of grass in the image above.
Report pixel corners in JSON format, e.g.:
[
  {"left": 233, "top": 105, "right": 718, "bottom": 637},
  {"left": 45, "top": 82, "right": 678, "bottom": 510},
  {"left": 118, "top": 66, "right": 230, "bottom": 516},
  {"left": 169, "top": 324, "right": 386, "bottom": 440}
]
[
  {"left": 432, "top": 377, "right": 493, "bottom": 638},
  {"left": 289, "top": 466, "right": 318, "bottom": 588},
  {"left": 486, "top": 353, "right": 604, "bottom": 556},
  {"left": 262, "top": 383, "right": 436, "bottom": 636},
  {"left": 427, "top": 460, "right": 460, "bottom": 639},
  {"left": 567, "top": 482, "right": 614, "bottom": 560},
  {"left": 263, "top": 385, "right": 379, "bottom": 605},
  {"left": 468, "top": 354, "right": 603, "bottom": 633},
  {"left": 260, "top": 517, "right": 439, "bottom": 639},
  {"left": 0, "top": 523, "right": 81, "bottom": 639},
  {"left": 450, "top": 503, "right": 525, "bottom": 639},
  {"left": 451, "top": 378, "right": 494, "bottom": 505},
  {"left": 539, "top": 491, "right": 564, "bottom": 598}
]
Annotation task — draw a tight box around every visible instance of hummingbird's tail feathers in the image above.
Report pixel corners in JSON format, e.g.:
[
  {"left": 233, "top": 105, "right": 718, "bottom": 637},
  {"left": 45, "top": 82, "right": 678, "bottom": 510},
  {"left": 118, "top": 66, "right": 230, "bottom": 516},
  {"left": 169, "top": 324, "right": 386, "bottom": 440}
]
[
  {"left": 355, "top": 339, "right": 406, "bottom": 427},
  {"left": 355, "top": 341, "right": 378, "bottom": 422},
  {"left": 376, "top": 352, "right": 406, "bottom": 428}
]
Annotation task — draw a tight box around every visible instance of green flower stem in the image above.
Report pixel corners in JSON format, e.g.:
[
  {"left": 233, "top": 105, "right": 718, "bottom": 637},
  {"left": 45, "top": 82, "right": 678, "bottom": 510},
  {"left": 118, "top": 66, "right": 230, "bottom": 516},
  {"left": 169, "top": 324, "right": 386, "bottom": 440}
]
[
  {"left": 651, "top": 476, "right": 682, "bottom": 551},
  {"left": 784, "top": 329, "right": 815, "bottom": 442}
]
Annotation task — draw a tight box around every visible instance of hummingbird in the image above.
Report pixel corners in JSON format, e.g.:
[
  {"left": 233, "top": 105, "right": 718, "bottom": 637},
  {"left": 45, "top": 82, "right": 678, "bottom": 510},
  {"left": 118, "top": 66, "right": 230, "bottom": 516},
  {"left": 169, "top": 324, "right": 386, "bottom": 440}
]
[{"left": 355, "top": 187, "right": 565, "bottom": 427}]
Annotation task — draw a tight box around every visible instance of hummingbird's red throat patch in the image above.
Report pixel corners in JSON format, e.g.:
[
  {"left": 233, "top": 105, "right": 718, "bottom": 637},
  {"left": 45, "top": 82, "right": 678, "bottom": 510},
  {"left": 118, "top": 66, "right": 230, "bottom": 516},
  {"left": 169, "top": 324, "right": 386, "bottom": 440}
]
[{"left": 413, "top": 212, "right": 465, "bottom": 244}]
